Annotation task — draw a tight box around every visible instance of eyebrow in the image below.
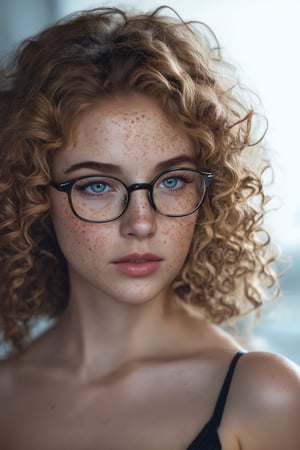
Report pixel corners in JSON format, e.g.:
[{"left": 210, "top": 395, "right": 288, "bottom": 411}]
[
  {"left": 155, "top": 155, "right": 197, "bottom": 172},
  {"left": 64, "top": 155, "right": 197, "bottom": 175},
  {"left": 64, "top": 161, "right": 122, "bottom": 174}
]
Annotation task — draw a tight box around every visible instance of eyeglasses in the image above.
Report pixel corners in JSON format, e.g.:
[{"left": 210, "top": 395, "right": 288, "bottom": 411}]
[{"left": 50, "top": 167, "right": 213, "bottom": 223}]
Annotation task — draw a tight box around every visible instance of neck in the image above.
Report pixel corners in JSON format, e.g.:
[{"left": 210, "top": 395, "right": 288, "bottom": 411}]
[{"left": 50, "top": 279, "right": 182, "bottom": 378}]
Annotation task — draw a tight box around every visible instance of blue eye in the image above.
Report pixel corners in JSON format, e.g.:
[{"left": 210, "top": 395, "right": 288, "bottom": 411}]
[
  {"left": 74, "top": 179, "right": 113, "bottom": 196},
  {"left": 161, "top": 177, "right": 184, "bottom": 189},
  {"left": 84, "top": 182, "right": 110, "bottom": 194}
]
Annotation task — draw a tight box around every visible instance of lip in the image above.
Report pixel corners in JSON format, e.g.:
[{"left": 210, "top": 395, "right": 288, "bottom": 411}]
[
  {"left": 112, "top": 253, "right": 162, "bottom": 277},
  {"left": 113, "top": 253, "right": 162, "bottom": 263}
]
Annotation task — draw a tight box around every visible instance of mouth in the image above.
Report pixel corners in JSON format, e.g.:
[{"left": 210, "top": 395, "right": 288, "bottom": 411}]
[
  {"left": 112, "top": 253, "right": 162, "bottom": 276},
  {"left": 113, "top": 253, "right": 162, "bottom": 263}
]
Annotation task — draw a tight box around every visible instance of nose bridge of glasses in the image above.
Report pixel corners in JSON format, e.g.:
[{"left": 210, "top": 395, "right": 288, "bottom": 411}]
[
  {"left": 127, "top": 183, "right": 153, "bottom": 193},
  {"left": 127, "top": 183, "right": 155, "bottom": 209}
]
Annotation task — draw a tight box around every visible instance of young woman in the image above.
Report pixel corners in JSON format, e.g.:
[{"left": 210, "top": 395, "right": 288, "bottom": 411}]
[{"left": 0, "top": 6, "right": 299, "bottom": 450}]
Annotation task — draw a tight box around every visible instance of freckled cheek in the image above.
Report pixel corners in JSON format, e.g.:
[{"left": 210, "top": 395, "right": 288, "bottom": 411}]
[
  {"left": 50, "top": 199, "right": 113, "bottom": 258},
  {"left": 158, "top": 218, "right": 196, "bottom": 278},
  {"left": 158, "top": 217, "right": 196, "bottom": 276},
  {"left": 160, "top": 217, "right": 196, "bottom": 246}
]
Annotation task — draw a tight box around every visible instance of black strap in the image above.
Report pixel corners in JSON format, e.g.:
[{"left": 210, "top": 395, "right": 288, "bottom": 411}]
[
  {"left": 186, "top": 351, "right": 245, "bottom": 450},
  {"left": 210, "top": 351, "right": 245, "bottom": 427}
]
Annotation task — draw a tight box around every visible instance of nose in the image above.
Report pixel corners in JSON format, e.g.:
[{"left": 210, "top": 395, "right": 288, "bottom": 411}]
[{"left": 119, "top": 189, "right": 157, "bottom": 239}]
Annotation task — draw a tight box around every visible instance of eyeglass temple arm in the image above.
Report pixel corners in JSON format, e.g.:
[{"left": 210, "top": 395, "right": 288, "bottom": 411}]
[
  {"left": 202, "top": 172, "right": 214, "bottom": 185},
  {"left": 49, "top": 181, "right": 72, "bottom": 192}
]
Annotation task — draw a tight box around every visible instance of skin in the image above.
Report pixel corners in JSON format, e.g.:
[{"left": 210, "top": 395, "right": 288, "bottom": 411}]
[{"left": 0, "top": 92, "right": 299, "bottom": 450}]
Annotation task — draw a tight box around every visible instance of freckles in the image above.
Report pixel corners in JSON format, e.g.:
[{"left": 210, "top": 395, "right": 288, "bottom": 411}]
[
  {"left": 160, "top": 219, "right": 195, "bottom": 241},
  {"left": 119, "top": 114, "right": 148, "bottom": 154},
  {"left": 62, "top": 223, "right": 115, "bottom": 275},
  {"left": 75, "top": 226, "right": 110, "bottom": 247},
  {"left": 57, "top": 215, "right": 111, "bottom": 257}
]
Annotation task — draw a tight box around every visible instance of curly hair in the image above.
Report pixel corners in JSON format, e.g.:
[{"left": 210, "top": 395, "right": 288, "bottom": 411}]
[{"left": 0, "top": 5, "right": 278, "bottom": 353}]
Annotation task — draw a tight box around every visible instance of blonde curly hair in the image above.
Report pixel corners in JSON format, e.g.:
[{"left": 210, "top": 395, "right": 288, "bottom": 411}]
[{"left": 0, "top": 6, "right": 277, "bottom": 353}]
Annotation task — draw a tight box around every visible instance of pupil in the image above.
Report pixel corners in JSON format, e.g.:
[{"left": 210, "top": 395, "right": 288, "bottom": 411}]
[{"left": 164, "top": 178, "right": 177, "bottom": 188}]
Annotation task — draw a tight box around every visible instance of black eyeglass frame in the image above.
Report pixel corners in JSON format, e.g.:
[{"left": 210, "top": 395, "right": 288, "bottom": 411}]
[{"left": 49, "top": 167, "right": 214, "bottom": 223}]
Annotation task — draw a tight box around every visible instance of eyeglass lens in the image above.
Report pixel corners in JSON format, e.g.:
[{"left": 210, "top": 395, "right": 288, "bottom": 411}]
[{"left": 70, "top": 169, "right": 207, "bottom": 222}]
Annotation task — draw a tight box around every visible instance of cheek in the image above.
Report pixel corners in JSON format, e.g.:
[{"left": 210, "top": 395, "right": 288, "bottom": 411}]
[
  {"left": 57, "top": 220, "right": 112, "bottom": 254},
  {"left": 158, "top": 217, "right": 197, "bottom": 279},
  {"left": 160, "top": 217, "right": 196, "bottom": 248},
  {"left": 159, "top": 218, "right": 196, "bottom": 278},
  {"left": 50, "top": 195, "right": 113, "bottom": 260}
]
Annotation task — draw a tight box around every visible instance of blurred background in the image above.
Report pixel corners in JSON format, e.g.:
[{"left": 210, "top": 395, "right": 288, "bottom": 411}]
[{"left": 0, "top": 0, "right": 299, "bottom": 363}]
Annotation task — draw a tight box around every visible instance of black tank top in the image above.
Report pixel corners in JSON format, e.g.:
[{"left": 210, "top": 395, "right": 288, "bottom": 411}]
[{"left": 186, "top": 351, "right": 244, "bottom": 450}]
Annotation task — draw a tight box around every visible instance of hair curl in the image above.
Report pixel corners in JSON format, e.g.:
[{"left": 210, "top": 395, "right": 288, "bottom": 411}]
[{"left": 0, "top": 5, "right": 278, "bottom": 353}]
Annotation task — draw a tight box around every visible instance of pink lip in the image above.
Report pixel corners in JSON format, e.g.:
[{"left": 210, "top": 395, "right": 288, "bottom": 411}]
[{"left": 112, "top": 253, "right": 162, "bottom": 277}]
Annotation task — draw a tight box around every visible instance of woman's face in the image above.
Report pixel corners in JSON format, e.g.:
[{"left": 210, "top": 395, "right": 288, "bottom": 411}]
[{"left": 49, "top": 92, "right": 198, "bottom": 306}]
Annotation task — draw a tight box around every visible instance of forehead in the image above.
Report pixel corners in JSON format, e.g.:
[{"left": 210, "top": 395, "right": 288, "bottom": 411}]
[
  {"left": 53, "top": 92, "right": 195, "bottom": 178},
  {"left": 73, "top": 92, "right": 190, "bottom": 146}
]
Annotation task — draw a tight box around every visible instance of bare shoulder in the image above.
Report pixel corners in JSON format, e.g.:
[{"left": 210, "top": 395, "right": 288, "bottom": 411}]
[
  {"left": 240, "top": 349, "right": 299, "bottom": 378},
  {"left": 237, "top": 350, "right": 300, "bottom": 399},
  {"left": 231, "top": 351, "right": 300, "bottom": 450}
]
